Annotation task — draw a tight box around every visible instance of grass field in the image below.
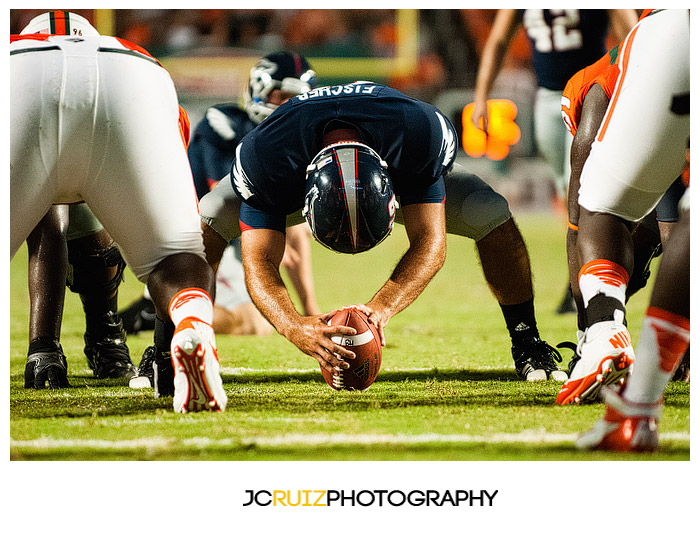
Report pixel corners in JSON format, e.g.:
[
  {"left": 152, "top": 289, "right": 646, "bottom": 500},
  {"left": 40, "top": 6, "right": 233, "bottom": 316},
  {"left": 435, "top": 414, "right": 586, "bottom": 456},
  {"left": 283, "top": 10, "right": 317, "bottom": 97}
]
[{"left": 9, "top": 212, "right": 690, "bottom": 461}]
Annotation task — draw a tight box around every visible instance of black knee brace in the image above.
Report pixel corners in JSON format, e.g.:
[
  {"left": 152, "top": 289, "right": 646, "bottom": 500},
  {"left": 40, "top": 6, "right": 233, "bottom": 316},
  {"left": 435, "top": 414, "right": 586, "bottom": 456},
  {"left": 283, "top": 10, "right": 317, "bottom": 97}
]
[{"left": 66, "top": 242, "right": 126, "bottom": 299}]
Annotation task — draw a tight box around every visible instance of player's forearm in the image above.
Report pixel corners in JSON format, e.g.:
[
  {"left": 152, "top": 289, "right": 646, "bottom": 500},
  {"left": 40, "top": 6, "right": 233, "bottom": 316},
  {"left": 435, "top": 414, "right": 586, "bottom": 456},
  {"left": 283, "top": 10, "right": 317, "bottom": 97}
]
[
  {"left": 474, "top": 40, "right": 509, "bottom": 104},
  {"left": 244, "top": 260, "right": 302, "bottom": 338},
  {"left": 368, "top": 234, "right": 446, "bottom": 321}
]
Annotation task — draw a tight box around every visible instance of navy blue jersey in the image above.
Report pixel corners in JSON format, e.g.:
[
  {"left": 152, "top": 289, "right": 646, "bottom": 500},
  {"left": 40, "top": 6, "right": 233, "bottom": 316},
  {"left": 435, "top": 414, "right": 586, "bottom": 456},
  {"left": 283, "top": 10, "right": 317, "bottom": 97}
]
[
  {"left": 230, "top": 83, "right": 457, "bottom": 231},
  {"left": 188, "top": 104, "right": 256, "bottom": 199},
  {"left": 521, "top": 9, "right": 610, "bottom": 90}
]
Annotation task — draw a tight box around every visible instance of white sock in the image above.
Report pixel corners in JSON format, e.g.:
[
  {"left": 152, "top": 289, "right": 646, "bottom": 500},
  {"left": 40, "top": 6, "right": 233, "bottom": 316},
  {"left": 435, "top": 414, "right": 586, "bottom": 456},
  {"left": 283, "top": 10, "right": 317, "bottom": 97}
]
[
  {"left": 624, "top": 307, "right": 690, "bottom": 405},
  {"left": 168, "top": 288, "right": 214, "bottom": 328},
  {"left": 578, "top": 259, "right": 628, "bottom": 308}
]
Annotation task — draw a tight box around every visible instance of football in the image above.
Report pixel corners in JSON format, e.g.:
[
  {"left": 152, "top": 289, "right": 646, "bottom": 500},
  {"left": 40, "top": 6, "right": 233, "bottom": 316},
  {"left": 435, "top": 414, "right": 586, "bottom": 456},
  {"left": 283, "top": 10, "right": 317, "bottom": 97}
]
[{"left": 322, "top": 308, "right": 382, "bottom": 391}]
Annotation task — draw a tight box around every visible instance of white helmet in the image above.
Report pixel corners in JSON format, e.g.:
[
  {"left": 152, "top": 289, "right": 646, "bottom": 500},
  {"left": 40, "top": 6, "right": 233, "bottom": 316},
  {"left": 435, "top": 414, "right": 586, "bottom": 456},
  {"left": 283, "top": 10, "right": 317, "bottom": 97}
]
[{"left": 21, "top": 11, "right": 100, "bottom": 37}]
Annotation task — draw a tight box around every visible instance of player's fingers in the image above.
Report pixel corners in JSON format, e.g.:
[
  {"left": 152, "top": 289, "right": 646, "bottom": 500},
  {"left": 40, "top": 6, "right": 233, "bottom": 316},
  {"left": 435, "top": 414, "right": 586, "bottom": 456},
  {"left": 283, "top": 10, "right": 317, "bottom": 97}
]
[
  {"left": 47, "top": 367, "right": 69, "bottom": 389},
  {"left": 363, "top": 310, "right": 386, "bottom": 346},
  {"left": 33, "top": 369, "right": 47, "bottom": 390},
  {"left": 319, "top": 310, "right": 341, "bottom": 323},
  {"left": 326, "top": 325, "right": 356, "bottom": 338},
  {"left": 315, "top": 354, "right": 338, "bottom": 375},
  {"left": 331, "top": 342, "right": 355, "bottom": 361},
  {"left": 24, "top": 363, "right": 36, "bottom": 389},
  {"left": 317, "top": 347, "right": 349, "bottom": 372}
]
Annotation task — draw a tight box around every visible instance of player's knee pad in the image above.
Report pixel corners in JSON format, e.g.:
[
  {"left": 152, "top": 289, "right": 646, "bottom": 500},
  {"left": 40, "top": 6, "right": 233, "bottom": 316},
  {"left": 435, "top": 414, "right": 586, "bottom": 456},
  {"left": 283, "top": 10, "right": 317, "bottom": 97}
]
[
  {"left": 199, "top": 173, "right": 243, "bottom": 243},
  {"left": 444, "top": 169, "right": 512, "bottom": 241},
  {"left": 66, "top": 241, "right": 126, "bottom": 297}
]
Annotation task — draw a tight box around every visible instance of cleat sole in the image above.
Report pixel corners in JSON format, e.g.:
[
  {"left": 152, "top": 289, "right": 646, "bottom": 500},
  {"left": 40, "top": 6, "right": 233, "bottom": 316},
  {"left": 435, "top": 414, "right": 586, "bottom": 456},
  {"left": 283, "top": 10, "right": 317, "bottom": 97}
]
[
  {"left": 556, "top": 354, "right": 633, "bottom": 405},
  {"left": 173, "top": 342, "right": 222, "bottom": 413}
]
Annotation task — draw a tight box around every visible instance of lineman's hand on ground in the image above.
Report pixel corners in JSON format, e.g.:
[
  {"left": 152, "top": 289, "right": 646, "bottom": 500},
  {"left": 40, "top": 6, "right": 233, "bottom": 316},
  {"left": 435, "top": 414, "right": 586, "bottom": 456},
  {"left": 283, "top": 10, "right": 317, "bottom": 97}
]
[{"left": 24, "top": 352, "right": 70, "bottom": 389}]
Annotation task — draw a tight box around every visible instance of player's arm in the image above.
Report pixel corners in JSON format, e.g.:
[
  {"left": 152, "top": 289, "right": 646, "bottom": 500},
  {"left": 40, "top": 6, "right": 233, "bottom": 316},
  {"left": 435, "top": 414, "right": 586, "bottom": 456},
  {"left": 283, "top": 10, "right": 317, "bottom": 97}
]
[
  {"left": 356, "top": 202, "right": 446, "bottom": 346},
  {"left": 281, "top": 224, "right": 321, "bottom": 316},
  {"left": 566, "top": 83, "right": 611, "bottom": 323},
  {"left": 472, "top": 9, "right": 521, "bottom": 132},
  {"left": 240, "top": 226, "right": 356, "bottom": 375},
  {"left": 568, "top": 83, "right": 610, "bottom": 228},
  {"left": 608, "top": 9, "right": 639, "bottom": 42}
]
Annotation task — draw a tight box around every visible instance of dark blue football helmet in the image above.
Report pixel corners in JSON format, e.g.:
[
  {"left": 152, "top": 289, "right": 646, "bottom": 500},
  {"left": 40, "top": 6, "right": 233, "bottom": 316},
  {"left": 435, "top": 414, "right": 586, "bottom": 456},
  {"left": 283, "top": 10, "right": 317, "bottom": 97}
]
[
  {"left": 244, "top": 51, "right": 316, "bottom": 123},
  {"left": 303, "top": 142, "right": 397, "bottom": 254}
]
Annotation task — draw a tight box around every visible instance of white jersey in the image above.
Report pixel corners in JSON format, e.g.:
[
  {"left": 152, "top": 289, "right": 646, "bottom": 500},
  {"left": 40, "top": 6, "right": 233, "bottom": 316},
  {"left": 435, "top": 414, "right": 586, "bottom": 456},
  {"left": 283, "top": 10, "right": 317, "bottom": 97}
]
[
  {"left": 10, "top": 34, "right": 204, "bottom": 281},
  {"left": 577, "top": 10, "right": 690, "bottom": 222}
]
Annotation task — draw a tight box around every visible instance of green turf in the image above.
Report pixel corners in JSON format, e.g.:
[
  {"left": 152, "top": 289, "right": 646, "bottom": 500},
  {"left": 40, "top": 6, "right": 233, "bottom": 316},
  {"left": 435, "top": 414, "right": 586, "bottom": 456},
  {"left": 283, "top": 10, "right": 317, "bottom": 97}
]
[{"left": 9, "top": 213, "right": 690, "bottom": 460}]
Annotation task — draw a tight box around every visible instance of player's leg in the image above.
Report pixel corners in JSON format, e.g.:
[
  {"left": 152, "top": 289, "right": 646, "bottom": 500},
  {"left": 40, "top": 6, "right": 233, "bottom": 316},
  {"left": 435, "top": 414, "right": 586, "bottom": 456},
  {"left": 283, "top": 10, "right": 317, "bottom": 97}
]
[
  {"left": 66, "top": 204, "right": 135, "bottom": 379},
  {"left": 577, "top": 189, "right": 689, "bottom": 451},
  {"left": 85, "top": 50, "right": 225, "bottom": 412},
  {"left": 557, "top": 10, "right": 690, "bottom": 405},
  {"left": 23, "top": 206, "right": 71, "bottom": 389},
  {"left": 199, "top": 172, "right": 243, "bottom": 272},
  {"left": 11, "top": 48, "right": 71, "bottom": 388},
  {"left": 212, "top": 243, "right": 273, "bottom": 336},
  {"left": 434, "top": 165, "right": 567, "bottom": 381},
  {"left": 534, "top": 86, "right": 576, "bottom": 314}
]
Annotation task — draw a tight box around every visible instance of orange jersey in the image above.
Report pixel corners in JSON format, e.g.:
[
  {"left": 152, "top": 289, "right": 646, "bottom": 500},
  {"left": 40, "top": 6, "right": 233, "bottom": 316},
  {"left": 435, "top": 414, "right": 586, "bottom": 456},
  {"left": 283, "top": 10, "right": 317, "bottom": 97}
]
[
  {"left": 560, "top": 10, "right": 657, "bottom": 136},
  {"left": 560, "top": 46, "right": 621, "bottom": 136}
]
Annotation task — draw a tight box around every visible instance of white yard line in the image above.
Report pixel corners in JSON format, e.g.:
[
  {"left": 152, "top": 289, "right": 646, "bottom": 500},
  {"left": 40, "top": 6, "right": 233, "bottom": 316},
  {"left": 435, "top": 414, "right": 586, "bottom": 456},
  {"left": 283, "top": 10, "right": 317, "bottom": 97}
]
[{"left": 10, "top": 430, "right": 690, "bottom": 450}]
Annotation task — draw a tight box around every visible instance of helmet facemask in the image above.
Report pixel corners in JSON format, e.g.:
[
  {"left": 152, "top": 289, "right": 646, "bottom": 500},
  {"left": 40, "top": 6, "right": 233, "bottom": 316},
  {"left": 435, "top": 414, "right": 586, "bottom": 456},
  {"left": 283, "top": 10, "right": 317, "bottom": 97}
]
[{"left": 244, "top": 52, "right": 316, "bottom": 123}]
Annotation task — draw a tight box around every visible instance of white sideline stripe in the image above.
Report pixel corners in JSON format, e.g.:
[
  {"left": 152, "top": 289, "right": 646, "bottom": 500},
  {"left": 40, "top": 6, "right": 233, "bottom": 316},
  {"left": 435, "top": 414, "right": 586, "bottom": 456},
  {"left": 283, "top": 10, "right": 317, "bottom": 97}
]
[{"left": 10, "top": 431, "right": 690, "bottom": 450}]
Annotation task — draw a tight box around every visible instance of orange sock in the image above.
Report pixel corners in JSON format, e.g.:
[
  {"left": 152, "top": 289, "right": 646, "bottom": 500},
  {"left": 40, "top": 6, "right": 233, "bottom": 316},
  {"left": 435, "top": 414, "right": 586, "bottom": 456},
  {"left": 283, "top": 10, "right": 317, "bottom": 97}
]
[
  {"left": 168, "top": 288, "right": 214, "bottom": 328},
  {"left": 578, "top": 259, "right": 629, "bottom": 308}
]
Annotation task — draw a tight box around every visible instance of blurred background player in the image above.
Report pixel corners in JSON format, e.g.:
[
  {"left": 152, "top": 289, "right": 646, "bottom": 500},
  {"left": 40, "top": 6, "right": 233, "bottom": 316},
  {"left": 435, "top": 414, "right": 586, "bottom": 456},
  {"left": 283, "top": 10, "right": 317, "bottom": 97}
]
[
  {"left": 197, "top": 81, "right": 568, "bottom": 382},
  {"left": 125, "top": 51, "right": 321, "bottom": 390},
  {"left": 11, "top": 11, "right": 226, "bottom": 412},
  {"left": 554, "top": 10, "right": 689, "bottom": 415},
  {"left": 557, "top": 11, "right": 688, "bottom": 381},
  {"left": 19, "top": 13, "right": 136, "bottom": 388},
  {"left": 471, "top": 8, "right": 638, "bottom": 314}
]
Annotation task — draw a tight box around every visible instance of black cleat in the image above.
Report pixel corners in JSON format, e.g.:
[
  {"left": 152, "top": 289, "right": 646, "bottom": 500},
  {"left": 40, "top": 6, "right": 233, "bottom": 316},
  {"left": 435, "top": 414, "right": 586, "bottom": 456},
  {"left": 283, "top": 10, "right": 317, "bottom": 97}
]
[
  {"left": 84, "top": 312, "right": 136, "bottom": 379},
  {"left": 129, "top": 345, "right": 175, "bottom": 398},
  {"left": 512, "top": 338, "right": 568, "bottom": 382},
  {"left": 672, "top": 347, "right": 690, "bottom": 382},
  {"left": 119, "top": 296, "right": 156, "bottom": 334},
  {"left": 555, "top": 285, "right": 577, "bottom": 315},
  {"left": 25, "top": 350, "right": 70, "bottom": 389}
]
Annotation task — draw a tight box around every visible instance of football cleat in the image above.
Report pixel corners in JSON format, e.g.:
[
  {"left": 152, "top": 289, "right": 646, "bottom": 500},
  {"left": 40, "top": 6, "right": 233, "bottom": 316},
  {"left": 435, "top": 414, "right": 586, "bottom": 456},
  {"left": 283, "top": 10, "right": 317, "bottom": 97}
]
[
  {"left": 25, "top": 349, "right": 70, "bottom": 389},
  {"left": 171, "top": 318, "right": 227, "bottom": 413},
  {"left": 128, "top": 344, "right": 177, "bottom": 398},
  {"left": 575, "top": 387, "right": 661, "bottom": 452},
  {"left": 555, "top": 284, "right": 577, "bottom": 315},
  {"left": 556, "top": 314, "right": 634, "bottom": 405},
  {"left": 119, "top": 296, "right": 156, "bottom": 334},
  {"left": 84, "top": 312, "right": 136, "bottom": 379},
  {"left": 512, "top": 338, "right": 569, "bottom": 381}
]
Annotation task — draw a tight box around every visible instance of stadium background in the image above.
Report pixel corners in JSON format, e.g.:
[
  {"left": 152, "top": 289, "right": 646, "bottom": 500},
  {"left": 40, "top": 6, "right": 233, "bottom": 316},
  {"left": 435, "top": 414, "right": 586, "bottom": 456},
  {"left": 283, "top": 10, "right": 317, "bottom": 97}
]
[{"left": 9, "top": 7, "right": 585, "bottom": 213}]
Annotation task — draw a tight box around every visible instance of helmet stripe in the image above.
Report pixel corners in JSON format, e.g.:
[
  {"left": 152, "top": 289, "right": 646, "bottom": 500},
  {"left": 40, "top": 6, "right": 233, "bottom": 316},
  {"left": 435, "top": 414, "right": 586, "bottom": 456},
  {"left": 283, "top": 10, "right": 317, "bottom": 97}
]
[
  {"left": 335, "top": 147, "right": 360, "bottom": 251},
  {"left": 50, "top": 11, "right": 69, "bottom": 35}
]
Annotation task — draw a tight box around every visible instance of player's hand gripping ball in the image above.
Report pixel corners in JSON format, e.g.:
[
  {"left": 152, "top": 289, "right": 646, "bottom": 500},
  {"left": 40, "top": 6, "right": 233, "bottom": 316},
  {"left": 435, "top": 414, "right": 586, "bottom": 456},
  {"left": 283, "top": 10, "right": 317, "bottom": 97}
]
[{"left": 323, "top": 308, "right": 382, "bottom": 391}]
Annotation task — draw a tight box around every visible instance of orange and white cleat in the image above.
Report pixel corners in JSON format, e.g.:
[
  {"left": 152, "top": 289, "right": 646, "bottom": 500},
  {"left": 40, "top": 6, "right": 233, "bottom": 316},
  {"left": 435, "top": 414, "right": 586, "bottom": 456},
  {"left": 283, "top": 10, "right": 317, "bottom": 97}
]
[
  {"left": 556, "top": 313, "right": 634, "bottom": 405},
  {"left": 575, "top": 387, "right": 661, "bottom": 452},
  {"left": 171, "top": 317, "right": 227, "bottom": 413}
]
